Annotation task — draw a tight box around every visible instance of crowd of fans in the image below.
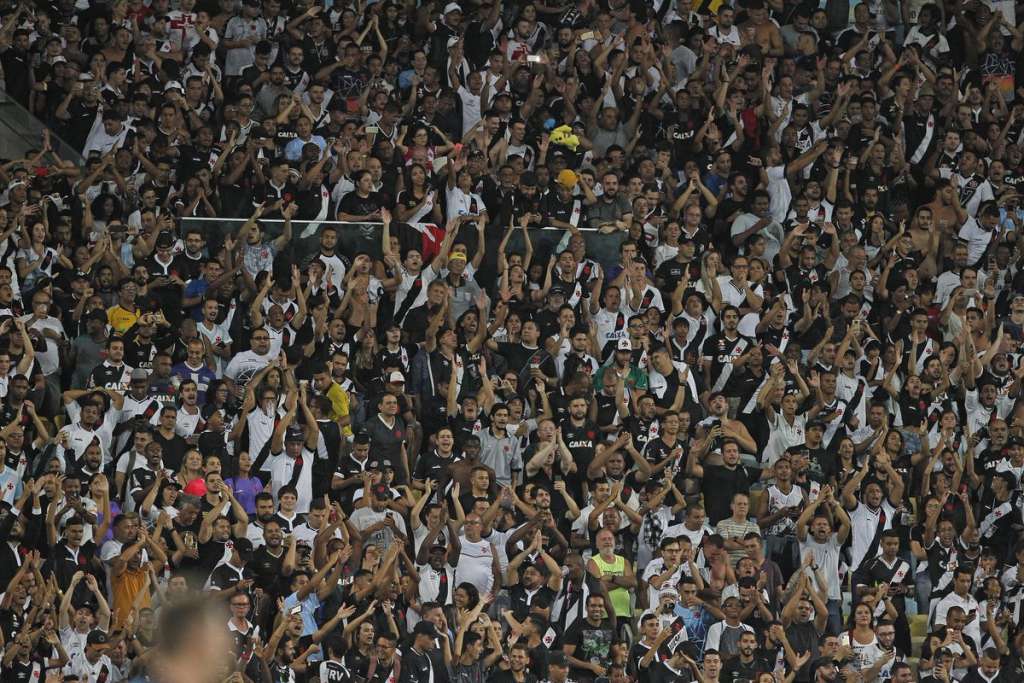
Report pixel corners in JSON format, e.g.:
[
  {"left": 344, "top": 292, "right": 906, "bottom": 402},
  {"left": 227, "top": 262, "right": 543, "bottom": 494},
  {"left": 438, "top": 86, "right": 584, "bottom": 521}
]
[{"left": 3, "top": 0, "right": 1024, "bottom": 681}]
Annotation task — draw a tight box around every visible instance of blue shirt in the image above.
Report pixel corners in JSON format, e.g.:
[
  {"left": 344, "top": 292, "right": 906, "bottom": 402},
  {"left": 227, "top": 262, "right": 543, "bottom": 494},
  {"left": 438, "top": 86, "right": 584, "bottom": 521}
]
[
  {"left": 0, "top": 466, "right": 21, "bottom": 506},
  {"left": 171, "top": 362, "right": 217, "bottom": 403},
  {"left": 284, "top": 135, "right": 327, "bottom": 161},
  {"left": 283, "top": 591, "right": 323, "bottom": 663},
  {"left": 283, "top": 591, "right": 321, "bottom": 637},
  {"left": 184, "top": 277, "right": 210, "bottom": 321}
]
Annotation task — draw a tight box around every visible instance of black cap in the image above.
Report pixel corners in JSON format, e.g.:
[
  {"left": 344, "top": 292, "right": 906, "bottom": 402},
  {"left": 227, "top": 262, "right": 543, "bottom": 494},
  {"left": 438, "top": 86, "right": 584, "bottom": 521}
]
[
  {"left": 373, "top": 483, "right": 390, "bottom": 500},
  {"left": 549, "top": 652, "right": 569, "bottom": 668},
  {"left": 87, "top": 630, "right": 109, "bottom": 647},
  {"left": 353, "top": 431, "right": 370, "bottom": 445},
  {"left": 429, "top": 543, "right": 447, "bottom": 554},
  {"left": 285, "top": 426, "right": 305, "bottom": 442},
  {"left": 233, "top": 538, "right": 254, "bottom": 556}
]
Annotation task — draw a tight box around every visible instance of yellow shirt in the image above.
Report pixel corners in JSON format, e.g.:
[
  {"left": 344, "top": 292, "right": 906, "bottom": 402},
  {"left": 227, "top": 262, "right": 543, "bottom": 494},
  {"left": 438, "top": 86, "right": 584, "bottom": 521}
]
[
  {"left": 592, "top": 553, "right": 629, "bottom": 619},
  {"left": 111, "top": 565, "right": 151, "bottom": 626},
  {"left": 107, "top": 305, "right": 141, "bottom": 334},
  {"left": 326, "top": 383, "right": 352, "bottom": 436}
]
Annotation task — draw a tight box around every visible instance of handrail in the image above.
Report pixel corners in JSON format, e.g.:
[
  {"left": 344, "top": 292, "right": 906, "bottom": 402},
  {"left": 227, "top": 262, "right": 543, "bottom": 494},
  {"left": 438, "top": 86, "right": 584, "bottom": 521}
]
[
  {"left": 0, "top": 92, "right": 84, "bottom": 167},
  {"left": 178, "top": 216, "right": 628, "bottom": 270},
  {"left": 178, "top": 217, "right": 603, "bottom": 231}
]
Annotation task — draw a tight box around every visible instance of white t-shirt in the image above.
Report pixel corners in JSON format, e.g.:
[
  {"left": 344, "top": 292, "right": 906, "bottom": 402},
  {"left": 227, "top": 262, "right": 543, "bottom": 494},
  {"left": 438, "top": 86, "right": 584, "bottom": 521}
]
[
  {"left": 799, "top": 533, "right": 843, "bottom": 600},
  {"left": 224, "top": 349, "right": 274, "bottom": 385},
  {"left": 958, "top": 217, "right": 995, "bottom": 265},
  {"left": 765, "top": 165, "right": 792, "bottom": 225},
  {"left": 455, "top": 537, "right": 496, "bottom": 595},
  {"left": 197, "top": 321, "right": 233, "bottom": 378}
]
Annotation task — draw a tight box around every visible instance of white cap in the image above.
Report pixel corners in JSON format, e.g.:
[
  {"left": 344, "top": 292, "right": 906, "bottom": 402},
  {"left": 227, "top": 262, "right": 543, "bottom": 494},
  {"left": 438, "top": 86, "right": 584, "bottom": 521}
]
[
  {"left": 443, "top": 2, "right": 462, "bottom": 13},
  {"left": 387, "top": 371, "right": 406, "bottom": 383},
  {"left": 617, "top": 338, "right": 632, "bottom": 351},
  {"left": 164, "top": 80, "right": 184, "bottom": 92}
]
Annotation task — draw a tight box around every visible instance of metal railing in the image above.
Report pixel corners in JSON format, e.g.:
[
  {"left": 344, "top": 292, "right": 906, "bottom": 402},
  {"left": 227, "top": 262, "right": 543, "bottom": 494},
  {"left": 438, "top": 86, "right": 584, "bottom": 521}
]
[
  {"left": 0, "top": 92, "right": 84, "bottom": 166},
  {"left": 179, "top": 217, "right": 630, "bottom": 271}
]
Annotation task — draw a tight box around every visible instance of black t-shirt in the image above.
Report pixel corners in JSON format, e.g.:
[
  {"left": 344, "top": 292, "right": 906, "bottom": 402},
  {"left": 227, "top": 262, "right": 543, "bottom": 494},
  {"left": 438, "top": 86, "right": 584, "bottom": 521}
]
[
  {"left": 412, "top": 450, "right": 461, "bottom": 492},
  {"left": 560, "top": 418, "right": 598, "bottom": 486},
  {"left": 152, "top": 430, "right": 188, "bottom": 472},
  {"left": 509, "top": 583, "right": 556, "bottom": 621},
  {"left": 722, "top": 654, "right": 775, "bottom": 683},
  {"left": 629, "top": 640, "right": 672, "bottom": 683},
  {"left": 338, "top": 190, "right": 383, "bottom": 218},
  {"left": 208, "top": 562, "right": 253, "bottom": 592},
  {"left": 655, "top": 258, "right": 697, "bottom": 294},
  {"left": 496, "top": 342, "right": 546, "bottom": 375},
  {"left": 701, "top": 334, "right": 753, "bottom": 387},
  {"left": 564, "top": 619, "right": 615, "bottom": 678},
  {"left": 3, "top": 660, "right": 42, "bottom": 683},
  {"left": 701, "top": 464, "right": 753, "bottom": 524},
  {"left": 648, "top": 660, "right": 695, "bottom": 683}
]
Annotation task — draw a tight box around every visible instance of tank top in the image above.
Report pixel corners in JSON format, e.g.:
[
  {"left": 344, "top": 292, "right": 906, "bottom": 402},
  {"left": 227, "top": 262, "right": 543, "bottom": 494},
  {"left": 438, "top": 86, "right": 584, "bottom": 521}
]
[
  {"left": 767, "top": 484, "right": 803, "bottom": 536},
  {"left": 592, "top": 553, "right": 629, "bottom": 619}
]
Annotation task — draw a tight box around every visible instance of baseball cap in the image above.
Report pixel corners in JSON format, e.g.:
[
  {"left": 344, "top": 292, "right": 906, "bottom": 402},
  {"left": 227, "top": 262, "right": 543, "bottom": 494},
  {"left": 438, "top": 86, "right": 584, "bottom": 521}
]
[
  {"left": 387, "top": 371, "right": 405, "bottom": 384},
  {"left": 155, "top": 231, "right": 175, "bottom": 248},
  {"left": 448, "top": 252, "right": 467, "bottom": 262},
  {"left": 373, "top": 483, "right": 390, "bottom": 500},
  {"left": 130, "top": 368, "right": 149, "bottom": 381},
  {"left": 443, "top": 2, "right": 462, "bottom": 13},
  {"left": 163, "top": 80, "right": 184, "bottom": 93},
  {"left": 617, "top": 337, "right": 633, "bottom": 351},
  {"left": 233, "top": 538, "right": 255, "bottom": 558},
  {"left": 549, "top": 652, "right": 569, "bottom": 668},
  {"left": 285, "top": 426, "right": 305, "bottom": 442},
  {"left": 87, "top": 630, "right": 109, "bottom": 648},
  {"left": 547, "top": 285, "right": 568, "bottom": 299}
]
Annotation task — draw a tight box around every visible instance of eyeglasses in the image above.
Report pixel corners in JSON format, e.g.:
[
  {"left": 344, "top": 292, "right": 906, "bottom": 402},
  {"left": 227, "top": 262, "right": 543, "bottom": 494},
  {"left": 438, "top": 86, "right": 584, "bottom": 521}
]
[{"left": 252, "top": 335, "right": 270, "bottom": 341}]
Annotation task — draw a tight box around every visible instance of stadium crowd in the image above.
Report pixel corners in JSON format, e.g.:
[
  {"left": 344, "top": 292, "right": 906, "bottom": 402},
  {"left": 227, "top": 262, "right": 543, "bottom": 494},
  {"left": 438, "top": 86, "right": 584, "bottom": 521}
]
[{"left": 3, "top": 0, "right": 1024, "bottom": 681}]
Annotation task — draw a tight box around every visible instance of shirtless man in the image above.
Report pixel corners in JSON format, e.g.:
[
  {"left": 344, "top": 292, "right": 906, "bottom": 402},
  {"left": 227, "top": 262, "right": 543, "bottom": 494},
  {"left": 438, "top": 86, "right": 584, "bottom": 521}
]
[
  {"left": 925, "top": 179, "right": 969, "bottom": 261},
  {"left": 907, "top": 206, "right": 941, "bottom": 278},
  {"left": 742, "top": 0, "right": 783, "bottom": 56}
]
